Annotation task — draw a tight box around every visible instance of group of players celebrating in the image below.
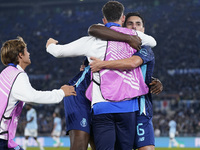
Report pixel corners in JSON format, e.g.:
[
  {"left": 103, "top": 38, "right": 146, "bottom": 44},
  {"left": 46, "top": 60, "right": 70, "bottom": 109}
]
[{"left": 0, "top": 1, "right": 163, "bottom": 150}]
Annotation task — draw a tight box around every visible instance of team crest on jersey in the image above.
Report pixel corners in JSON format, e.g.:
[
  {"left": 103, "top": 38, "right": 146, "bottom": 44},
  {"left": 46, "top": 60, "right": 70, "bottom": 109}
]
[
  {"left": 140, "top": 48, "right": 148, "bottom": 56},
  {"left": 80, "top": 118, "right": 87, "bottom": 127}
]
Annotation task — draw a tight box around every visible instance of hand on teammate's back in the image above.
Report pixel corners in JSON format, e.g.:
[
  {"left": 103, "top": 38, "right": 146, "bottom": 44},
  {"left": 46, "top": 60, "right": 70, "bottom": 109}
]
[
  {"left": 149, "top": 78, "right": 163, "bottom": 95},
  {"left": 80, "top": 64, "right": 85, "bottom": 71},
  {"left": 61, "top": 85, "right": 76, "bottom": 97},
  {"left": 46, "top": 38, "right": 58, "bottom": 48},
  {"left": 128, "top": 35, "right": 142, "bottom": 51},
  {"left": 89, "top": 57, "right": 103, "bottom": 72}
]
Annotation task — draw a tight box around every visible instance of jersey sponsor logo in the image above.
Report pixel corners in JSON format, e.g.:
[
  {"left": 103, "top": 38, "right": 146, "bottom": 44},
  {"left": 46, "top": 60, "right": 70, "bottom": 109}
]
[
  {"left": 138, "top": 137, "right": 145, "bottom": 142},
  {"left": 80, "top": 118, "right": 87, "bottom": 127}
]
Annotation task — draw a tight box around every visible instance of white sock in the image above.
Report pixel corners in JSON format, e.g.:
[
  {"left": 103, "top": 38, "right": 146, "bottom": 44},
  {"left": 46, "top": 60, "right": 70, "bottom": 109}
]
[
  {"left": 53, "top": 136, "right": 61, "bottom": 145},
  {"left": 23, "top": 139, "right": 28, "bottom": 150},
  {"left": 172, "top": 138, "right": 179, "bottom": 146},
  {"left": 36, "top": 139, "right": 44, "bottom": 150}
]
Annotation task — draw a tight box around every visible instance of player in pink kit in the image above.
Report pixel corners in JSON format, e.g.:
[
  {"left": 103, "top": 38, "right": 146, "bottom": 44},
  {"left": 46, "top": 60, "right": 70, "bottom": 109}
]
[{"left": 0, "top": 37, "right": 76, "bottom": 150}]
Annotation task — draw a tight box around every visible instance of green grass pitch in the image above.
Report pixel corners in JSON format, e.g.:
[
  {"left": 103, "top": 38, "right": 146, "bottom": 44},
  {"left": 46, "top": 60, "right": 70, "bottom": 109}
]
[{"left": 26, "top": 147, "right": 199, "bottom": 150}]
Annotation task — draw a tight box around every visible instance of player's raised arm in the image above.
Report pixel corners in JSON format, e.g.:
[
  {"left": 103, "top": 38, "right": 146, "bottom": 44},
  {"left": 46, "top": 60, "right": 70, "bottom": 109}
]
[
  {"left": 46, "top": 38, "right": 58, "bottom": 48},
  {"left": 46, "top": 37, "right": 95, "bottom": 58},
  {"left": 88, "top": 24, "right": 157, "bottom": 49}
]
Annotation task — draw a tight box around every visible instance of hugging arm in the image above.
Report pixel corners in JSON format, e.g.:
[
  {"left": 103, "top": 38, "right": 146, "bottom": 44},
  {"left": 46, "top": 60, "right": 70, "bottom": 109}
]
[
  {"left": 89, "top": 55, "right": 143, "bottom": 72},
  {"left": 88, "top": 24, "right": 142, "bottom": 51}
]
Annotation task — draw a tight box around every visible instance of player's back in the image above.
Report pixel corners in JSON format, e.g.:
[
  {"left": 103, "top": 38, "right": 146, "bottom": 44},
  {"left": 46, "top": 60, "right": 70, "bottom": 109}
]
[
  {"left": 26, "top": 108, "right": 38, "bottom": 129},
  {"left": 169, "top": 120, "right": 176, "bottom": 133}
]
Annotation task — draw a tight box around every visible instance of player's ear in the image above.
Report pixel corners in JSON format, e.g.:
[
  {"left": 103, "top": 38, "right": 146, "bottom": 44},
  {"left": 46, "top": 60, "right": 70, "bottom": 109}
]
[
  {"left": 102, "top": 17, "right": 107, "bottom": 25},
  {"left": 18, "top": 52, "right": 23, "bottom": 59},
  {"left": 121, "top": 15, "right": 125, "bottom": 24}
]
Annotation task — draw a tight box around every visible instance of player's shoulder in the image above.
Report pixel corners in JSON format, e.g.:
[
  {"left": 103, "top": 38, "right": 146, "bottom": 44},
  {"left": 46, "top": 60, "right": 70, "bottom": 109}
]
[
  {"left": 141, "top": 46, "right": 154, "bottom": 56},
  {"left": 56, "top": 117, "right": 61, "bottom": 121},
  {"left": 135, "top": 46, "right": 153, "bottom": 57}
]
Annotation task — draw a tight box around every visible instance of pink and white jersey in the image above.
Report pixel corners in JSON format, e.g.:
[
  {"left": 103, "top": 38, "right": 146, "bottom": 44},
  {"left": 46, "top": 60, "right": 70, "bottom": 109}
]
[
  {"left": 0, "top": 66, "right": 24, "bottom": 148},
  {"left": 86, "top": 26, "right": 149, "bottom": 102}
]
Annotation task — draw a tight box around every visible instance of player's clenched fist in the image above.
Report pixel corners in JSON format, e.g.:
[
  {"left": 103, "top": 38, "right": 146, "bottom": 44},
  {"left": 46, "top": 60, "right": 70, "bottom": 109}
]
[
  {"left": 61, "top": 85, "right": 76, "bottom": 97},
  {"left": 46, "top": 38, "right": 58, "bottom": 48}
]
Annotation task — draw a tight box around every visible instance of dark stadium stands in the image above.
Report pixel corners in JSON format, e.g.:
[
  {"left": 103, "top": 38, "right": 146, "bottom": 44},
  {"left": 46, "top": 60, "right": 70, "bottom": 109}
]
[{"left": 0, "top": 0, "right": 199, "bottom": 136}]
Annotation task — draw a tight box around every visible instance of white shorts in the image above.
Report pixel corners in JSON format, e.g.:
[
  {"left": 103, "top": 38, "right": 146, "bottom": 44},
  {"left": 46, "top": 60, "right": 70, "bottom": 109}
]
[
  {"left": 169, "top": 132, "right": 175, "bottom": 139},
  {"left": 24, "top": 128, "right": 38, "bottom": 137},
  {"left": 52, "top": 130, "right": 61, "bottom": 137}
]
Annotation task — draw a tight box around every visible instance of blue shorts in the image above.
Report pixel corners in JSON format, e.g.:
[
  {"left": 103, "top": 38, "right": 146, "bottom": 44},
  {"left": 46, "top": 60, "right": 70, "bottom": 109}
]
[
  {"left": 92, "top": 112, "right": 136, "bottom": 150},
  {"left": 64, "top": 69, "right": 92, "bottom": 135},
  {"left": 0, "top": 139, "right": 24, "bottom": 150},
  {"left": 133, "top": 112, "right": 155, "bottom": 149}
]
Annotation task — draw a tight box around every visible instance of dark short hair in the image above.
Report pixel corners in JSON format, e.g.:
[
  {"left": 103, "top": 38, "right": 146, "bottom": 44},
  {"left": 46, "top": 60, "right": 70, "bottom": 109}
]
[
  {"left": 124, "top": 12, "right": 145, "bottom": 27},
  {"left": 26, "top": 103, "right": 32, "bottom": 107},
  {"left": 102, "top": 1, "right": 124, "bottom": 22},
  {"left": 54, "top": 112, "right": 60, "bottom": 117}
]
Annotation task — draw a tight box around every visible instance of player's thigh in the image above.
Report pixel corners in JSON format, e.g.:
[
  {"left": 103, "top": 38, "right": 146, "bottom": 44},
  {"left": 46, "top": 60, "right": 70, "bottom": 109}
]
[
  {"left": 0, "top": 139, "right": 8, "bottom": 150},
  {"left": 92, "top": 113, "right": 116, "bottom": 150},
  {"left": 0, "top": 139, "right": 24, "bottom": 150},
  {"left": 69, "top": 130, "right": 90, "bottom": 145},
  {"left": 24, "top": 128, "right": 37, "bottom": 137},
  {"left": 89, "top": 126, "right": 96, "bottom": 150},
  {"left": 169, "top": 132, "right": 175, "bottom": 139},
  {"left": 52, "top": 130, "right": 61, "bottom": 137},
  {"left": 64, "top": 92, "right": 91, "bottom": 135},
  {"left": 115, "top": 112, "right": 136, "bottom": 150}
]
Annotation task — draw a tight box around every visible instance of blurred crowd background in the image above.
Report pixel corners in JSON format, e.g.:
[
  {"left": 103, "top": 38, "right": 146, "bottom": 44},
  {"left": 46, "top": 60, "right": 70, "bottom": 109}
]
[{"left": 0, "top": 0, "right": 199, "bottom": 137}]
